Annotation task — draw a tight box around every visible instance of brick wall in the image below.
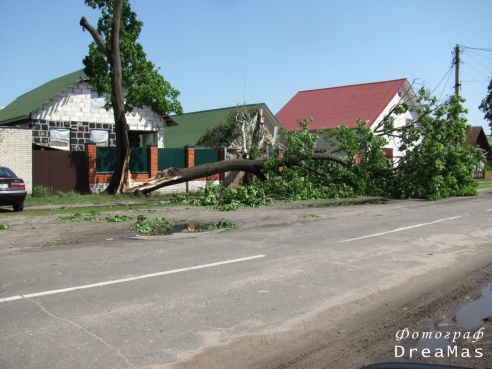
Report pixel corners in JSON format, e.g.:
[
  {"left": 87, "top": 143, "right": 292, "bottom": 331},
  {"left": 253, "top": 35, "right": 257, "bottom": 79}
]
[
  {"left": 31, "top": 81, "right": 167, "bottom": 150},
  {"left": 0, "top": 127, "right": 33, "bottom": 193},
  {"left": 86, "top": 144, "right": 223, "bottom": 194}
]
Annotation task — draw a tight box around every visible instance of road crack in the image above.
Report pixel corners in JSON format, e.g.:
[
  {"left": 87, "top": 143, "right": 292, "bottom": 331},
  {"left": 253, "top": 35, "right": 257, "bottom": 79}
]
[{"left": 25, "top": 297, "right": 133, "bottom": 367}]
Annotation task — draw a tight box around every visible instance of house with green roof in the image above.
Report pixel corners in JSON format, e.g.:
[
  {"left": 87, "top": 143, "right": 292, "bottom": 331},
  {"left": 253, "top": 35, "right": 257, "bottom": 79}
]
[
  {"left": 0, "top": 70, "right": 177, "bottom": 151},
  {"left": 165, "top": 103, "right": 282, "bottom": 149}
]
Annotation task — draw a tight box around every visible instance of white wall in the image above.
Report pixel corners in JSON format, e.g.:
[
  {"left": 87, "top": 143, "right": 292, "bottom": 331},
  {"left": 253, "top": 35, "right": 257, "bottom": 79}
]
[
  {"left": 370, "top": 81, "right": 419, "bottom": 162},
  {"left": 31, "top": 81, "right": 167, "bottom": 147},
  {"left": 0, "top": 127, "right": 32, "bottom": 193},
  {"left": 89, "top": 180, "right": 220, "bottom": 194}
]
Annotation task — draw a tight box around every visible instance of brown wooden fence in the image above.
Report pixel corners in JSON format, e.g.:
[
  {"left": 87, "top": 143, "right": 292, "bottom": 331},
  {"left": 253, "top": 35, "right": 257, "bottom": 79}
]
[{"left": 33, "top": 151, "right": 90, "bottom": 194}]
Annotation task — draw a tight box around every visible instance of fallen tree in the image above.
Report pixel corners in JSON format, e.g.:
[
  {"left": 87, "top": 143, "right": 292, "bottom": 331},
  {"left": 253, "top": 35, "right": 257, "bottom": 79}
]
[{"left": 125, "top": 152, "right": 348, "bottom": 195}]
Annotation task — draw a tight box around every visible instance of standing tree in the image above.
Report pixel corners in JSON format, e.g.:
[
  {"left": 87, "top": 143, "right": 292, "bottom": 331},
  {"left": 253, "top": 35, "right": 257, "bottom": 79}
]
[
  {"left": 479, "top": 78, "right": 492, "bottom": 132},
  {"left": 80, "top": 0, "right": 183, "bottom": 194}
]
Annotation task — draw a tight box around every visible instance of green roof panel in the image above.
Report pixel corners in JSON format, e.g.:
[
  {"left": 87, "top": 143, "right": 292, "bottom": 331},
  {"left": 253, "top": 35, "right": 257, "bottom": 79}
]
[
  {"left": 165, "top": 104, "right": 263, "bottom": 148},
  {"left": 0, "top": 70, "right": 86, "bottom": 123}
]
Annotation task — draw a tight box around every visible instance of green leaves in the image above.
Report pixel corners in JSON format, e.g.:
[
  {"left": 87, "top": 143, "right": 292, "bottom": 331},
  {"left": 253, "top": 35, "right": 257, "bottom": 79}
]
[
  {"left": 479, "top": 78, "right": 492, "bottom": 131},
  {"left": 392, "top": 89, "right": 482, "bottom": 200},
  {"left": 82, "top": 0, "right": 183, "bottom": 116},
  {"left": 132, "top": 215, "right": 173, "bottom": 235}
]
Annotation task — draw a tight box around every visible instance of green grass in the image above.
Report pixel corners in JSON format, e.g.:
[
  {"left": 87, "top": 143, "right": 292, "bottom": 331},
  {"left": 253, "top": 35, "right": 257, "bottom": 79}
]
[
  {"left": 475, "top": 179, "right": 492, "bottom": 189},
  {"left": 0, "top": 192, "right": 181, "bottom": 217},
  {"left": 25, "top": 191, "right": 175, "bottom": 206}
]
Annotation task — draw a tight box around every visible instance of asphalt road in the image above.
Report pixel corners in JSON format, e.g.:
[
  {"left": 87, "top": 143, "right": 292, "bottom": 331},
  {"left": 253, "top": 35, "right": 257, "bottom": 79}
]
[{"left": 1, "top": 193, "right": 492, "bottom": 369}]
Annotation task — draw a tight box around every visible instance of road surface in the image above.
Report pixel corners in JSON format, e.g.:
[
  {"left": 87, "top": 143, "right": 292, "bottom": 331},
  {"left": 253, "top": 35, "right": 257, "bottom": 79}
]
[{"left": 1, "top": 192, "right": 491, "bottom": 368}]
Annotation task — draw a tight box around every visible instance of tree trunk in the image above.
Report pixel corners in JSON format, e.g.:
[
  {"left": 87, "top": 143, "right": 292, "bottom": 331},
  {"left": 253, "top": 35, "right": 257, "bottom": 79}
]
[
  {"left": 81, "top": 0, "right": 131, "bottom": 195},
  {"left": 244, "top": 108, "right": 264, "bottom": 185},
  {"left": 126, "top": 153, "right": 347, "bottom": 195},
  {"left": 105, "top": 0, "right": 131, "bottom": 194}
]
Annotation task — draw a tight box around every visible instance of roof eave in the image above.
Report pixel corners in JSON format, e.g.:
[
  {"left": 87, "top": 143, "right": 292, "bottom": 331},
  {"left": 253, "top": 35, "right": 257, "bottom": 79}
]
[
  {"left": 0, "top": 115, "right": 31, "bottom": 125},
  {"left": 163, "top": 114, "right": 178, "bottom": 127}
]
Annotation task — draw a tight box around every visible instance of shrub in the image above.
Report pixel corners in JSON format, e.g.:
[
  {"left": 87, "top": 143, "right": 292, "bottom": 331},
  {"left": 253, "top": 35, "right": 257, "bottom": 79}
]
[{"left": 32, "top": 185, "right": 52, "bottom": 198}]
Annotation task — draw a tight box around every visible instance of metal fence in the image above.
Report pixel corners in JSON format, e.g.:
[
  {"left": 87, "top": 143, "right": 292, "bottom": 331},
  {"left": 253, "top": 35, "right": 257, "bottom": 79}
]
[
  {"left": 195, "top": 149, "right": 219, "bottom": 166},
  {"left": 96, "top": 147, "right": 148, "bottom": 173},
  {"left": 33, "top": 150, "right": 90, "bottom": 194},
  {"left": 158, "top": 148, "right": 186, "bottom": 170}
]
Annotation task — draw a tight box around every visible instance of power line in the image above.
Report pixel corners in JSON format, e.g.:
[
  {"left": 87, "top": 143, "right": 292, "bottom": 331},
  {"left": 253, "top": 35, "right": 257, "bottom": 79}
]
[
  {"left": 431, "top": 65, "right": 454, "bottom": 96},
  {"left": 439, "top": 65, "right": 454, "bottom": 101},
  {"left": 459, "top": 45, "right": 492, "bottom": 52}
]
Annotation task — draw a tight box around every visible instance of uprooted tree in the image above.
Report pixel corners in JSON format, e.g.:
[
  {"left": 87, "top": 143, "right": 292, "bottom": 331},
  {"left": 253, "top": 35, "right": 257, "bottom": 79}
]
[
  {"left": 127, "top": 86, "right": 484, "bottom": 202},
  {"left": 80, "top": 0, "right": 182, "bottom": 194},
  {"left": 197, "top": 104, "right": 272, "bottom": 159},
  {"left": 197, "top": 104, "right": 278, "bottom": 185}
]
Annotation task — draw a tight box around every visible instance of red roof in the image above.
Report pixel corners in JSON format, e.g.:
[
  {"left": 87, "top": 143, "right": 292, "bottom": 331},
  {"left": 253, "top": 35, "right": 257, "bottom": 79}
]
[{"left": 276, "top": 79, "right": 408, "bottom": 131}]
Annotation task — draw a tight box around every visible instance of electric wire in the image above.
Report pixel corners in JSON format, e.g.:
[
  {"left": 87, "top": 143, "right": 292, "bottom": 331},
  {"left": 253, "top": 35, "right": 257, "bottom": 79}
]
[
  {"left": 439, "top": 65, "right": 454, "bottom": 102},
  {"left": 431, "top": 65, "right": 454, "bottom": 96}
]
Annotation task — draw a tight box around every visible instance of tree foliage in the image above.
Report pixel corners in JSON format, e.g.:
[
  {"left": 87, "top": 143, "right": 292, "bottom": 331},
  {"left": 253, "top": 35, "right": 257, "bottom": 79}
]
[
  {"left": 196, "top": 105, "right": 272, "bottom": 158},
  {"left": 393, "top": 91, "right": 481, "bottom": 199},
  {"left": 479, "top": 78, "right": 492, "bottom": 132},
  {"left": 82, "top": 0, "right": 182, "bottom": 116},
  {"left": 80, "top": 0, "right": 182, "bottom": 194},
  {"left": 176, "top": 87, "right": 483, "bottom": 209}
]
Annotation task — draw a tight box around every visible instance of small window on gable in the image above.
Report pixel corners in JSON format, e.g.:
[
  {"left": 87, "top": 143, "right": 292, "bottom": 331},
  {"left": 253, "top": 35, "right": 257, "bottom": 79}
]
[
  {"left": 50, "top": 128, "right": 70, "bottom": 150},
  {"left": 90, "top": 129, "right": 109, "bottom": 146},
  {"left": 91, "top": 90, "right": 107, "bottom": 109}
]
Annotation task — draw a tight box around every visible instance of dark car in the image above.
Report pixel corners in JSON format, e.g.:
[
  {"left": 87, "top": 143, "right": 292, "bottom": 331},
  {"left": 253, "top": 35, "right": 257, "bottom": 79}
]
[{"left": 0, "top": 166, "right": 27, "bottom": 211}]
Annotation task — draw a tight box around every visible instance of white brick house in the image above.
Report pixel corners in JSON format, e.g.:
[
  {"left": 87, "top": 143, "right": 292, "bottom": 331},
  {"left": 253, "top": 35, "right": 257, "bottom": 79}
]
[{"left": 0, "top": 70, "right": 177, "bottom": 151}]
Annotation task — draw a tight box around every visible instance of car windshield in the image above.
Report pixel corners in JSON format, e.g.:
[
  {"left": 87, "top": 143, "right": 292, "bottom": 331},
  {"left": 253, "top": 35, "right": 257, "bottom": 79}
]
[{"left": 0, "top": 167, "right": 17, "bottom": 178}]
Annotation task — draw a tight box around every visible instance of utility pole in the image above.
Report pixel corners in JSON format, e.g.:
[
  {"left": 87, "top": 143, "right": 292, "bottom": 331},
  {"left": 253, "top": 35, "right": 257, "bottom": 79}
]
[{"left": 454, "top": 44, "right": 461, "bottom": 96}]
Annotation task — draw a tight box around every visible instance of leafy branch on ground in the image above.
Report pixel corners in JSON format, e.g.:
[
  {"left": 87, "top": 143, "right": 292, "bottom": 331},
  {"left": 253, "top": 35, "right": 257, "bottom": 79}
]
[
  {"left": 57, "top": 211, "right": 134, "bottom": 223},
  {"left": 132, "top": 215, "right": 173, "bottom": 235},
  {"left": 58, "top": 211, "right": 101, "bottom": 222},
  {"left": 105, "top": 215, "right": 133, "bottom": 222},
  {"left": 182, "top": 219, "right": 239, "bottom": 232},
  {"left": 172, "top": 88, "right": 484, "bottom": 210}
]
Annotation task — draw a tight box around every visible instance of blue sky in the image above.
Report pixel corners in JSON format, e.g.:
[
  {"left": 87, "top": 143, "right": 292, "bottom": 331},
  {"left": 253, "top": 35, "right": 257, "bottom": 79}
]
[{"left": 1, "top": 0, "right": 491, "bottom": 132}]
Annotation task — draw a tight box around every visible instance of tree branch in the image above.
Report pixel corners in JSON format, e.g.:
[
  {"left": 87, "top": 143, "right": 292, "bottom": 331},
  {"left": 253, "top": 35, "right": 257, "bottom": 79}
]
[
  {"left": 125, "top": 153, "right": 348, "bottom": 195},
  {"left": 80, "top": 16, "right": 110, "bottom": 57}
]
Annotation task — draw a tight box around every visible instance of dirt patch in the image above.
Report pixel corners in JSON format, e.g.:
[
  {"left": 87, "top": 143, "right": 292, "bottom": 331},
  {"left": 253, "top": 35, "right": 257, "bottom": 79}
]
[
  {"left": 152, "top": 264, "right": 492, "bottom": 369},
  {"left": 0, "top": 197, "right": 384, "bottom": 254}
]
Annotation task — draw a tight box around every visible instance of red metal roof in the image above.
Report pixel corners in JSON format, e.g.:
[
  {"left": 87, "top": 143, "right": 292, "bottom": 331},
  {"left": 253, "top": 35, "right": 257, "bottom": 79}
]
[{"left": 276, "top": 79, "right": 408, "bottom": 131}]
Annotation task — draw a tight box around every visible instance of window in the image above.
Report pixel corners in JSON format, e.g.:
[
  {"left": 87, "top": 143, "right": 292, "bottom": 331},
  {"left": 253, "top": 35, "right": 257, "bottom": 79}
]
[
  {"left": 90, "top": 130, "right": 109, "bottom": 146},
  {"left": 50, "top": 128, "right": 70, "bottom": 150}
]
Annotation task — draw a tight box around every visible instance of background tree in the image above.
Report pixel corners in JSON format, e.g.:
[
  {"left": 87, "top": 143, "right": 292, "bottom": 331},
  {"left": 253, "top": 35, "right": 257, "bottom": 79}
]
[
  {"left": 196, "top": 105, "right": 272, "bottom": 158},
  {"left": 80, "top": 0, "right": 182, "bottom": 194},
  {"left": 197, "top": 104, "right": 274, "bottom": 184},
  {"left": 479, "top": 78, "right": 492, "bottom": 132}
]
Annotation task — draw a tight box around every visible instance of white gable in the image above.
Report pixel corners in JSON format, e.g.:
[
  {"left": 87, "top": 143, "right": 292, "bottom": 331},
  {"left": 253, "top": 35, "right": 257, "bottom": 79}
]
[{"left": 30, "top": 80, "right": 167, "bottom": 147}]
